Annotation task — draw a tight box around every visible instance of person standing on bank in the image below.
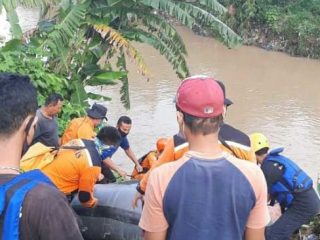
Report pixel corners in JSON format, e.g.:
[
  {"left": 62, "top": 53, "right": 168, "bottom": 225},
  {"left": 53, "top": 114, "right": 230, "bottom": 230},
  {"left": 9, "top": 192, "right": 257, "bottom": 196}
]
[
  {"left": 61, "top": 103, "right": 108, "bottom": 145},
  {"left": 139, "top": 76, "right": 269, "bottom": 240},
  {"left": 250, "top": 133, "right": 320, "bottom": 240},
  {"left": 31, "top": 93, "right": 63, "bottom": 148},
  {"left": 0, "top": 73, "right": 83, "bottom": 240}
]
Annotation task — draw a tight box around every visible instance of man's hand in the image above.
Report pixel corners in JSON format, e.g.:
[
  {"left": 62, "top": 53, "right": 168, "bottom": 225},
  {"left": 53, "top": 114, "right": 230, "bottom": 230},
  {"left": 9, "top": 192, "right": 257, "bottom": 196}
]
[
  {"left": 132, "top": 191, "right": 144, "bottom": 209},
  {"left": 98, "top": 173, "right": 104, "bottom": 181},
  {"left": 135, "top": 163, "right": 143, "bottom": 173},
  {"left": 117, "top": 168, "right": 127, "bottom": 178}
]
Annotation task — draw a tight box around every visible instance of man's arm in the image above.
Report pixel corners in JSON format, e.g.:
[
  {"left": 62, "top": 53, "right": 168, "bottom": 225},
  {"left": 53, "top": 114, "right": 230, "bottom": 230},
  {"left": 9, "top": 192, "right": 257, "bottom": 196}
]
[
  {"left": 244, "top": 227, "right": 265, "bottom": 240},
  {"left": 78, "top": 166, "right": 101, "bottom": 208},
  {"left": 102, "top": 157, "right": 127, "bottom": 177},
  {"left": 124, "top": 147, "right": 140, "bottom": 166}
]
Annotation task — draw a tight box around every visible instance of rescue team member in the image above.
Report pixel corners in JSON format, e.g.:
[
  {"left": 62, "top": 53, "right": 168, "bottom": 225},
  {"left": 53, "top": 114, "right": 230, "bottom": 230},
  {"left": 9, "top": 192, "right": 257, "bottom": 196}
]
[
  {"left": 100, "top": 116, "right": 143, "bottom": 182},
  {"left": 31, "top": 93, "right": 63, "bottom": 148},
  {"left": 23, "top": 126, "right": 122, "bottom": 208},
  {"left": 133, "top": 77, "right": 255, "bottom": 204},
  {"left": 217, "top": 80, "right": 256, "bottom": 162},
  {"left": 61, "top": 103, "right": 108, "bottom": 145},
  {"left": 131, "top": 138, "right": 168, "bottom": 180},
  {"left": 139, "top": 75, "right": 269, "bottom": 240},
  {"left": 250, "top": 133, "right": 320, "bottom": 240},
  {"left": 0, "top": 73, "right": 83, "bottom": 240}
]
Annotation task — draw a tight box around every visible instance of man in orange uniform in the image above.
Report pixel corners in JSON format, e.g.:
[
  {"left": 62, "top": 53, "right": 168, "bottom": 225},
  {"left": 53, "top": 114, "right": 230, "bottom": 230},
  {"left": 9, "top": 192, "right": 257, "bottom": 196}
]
[
  {"left": 42, "top": 126, "right": 121, "bottom": 207},
  {"left": 61, "top": 103, "right": 107, "bottom": 144},
  {"left": 133, "top": 77, "right": 256, "bottom": 205},
  {"left": 131, "top": 138, "right": 167, "bottom": 180}
]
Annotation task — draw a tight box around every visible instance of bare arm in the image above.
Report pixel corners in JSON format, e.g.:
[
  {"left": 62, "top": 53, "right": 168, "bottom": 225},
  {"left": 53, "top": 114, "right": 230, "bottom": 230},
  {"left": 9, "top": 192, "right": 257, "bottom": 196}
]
[
  {"left": 144, "top": 231, "right": 167, "bottom": 240},
  {"left": 125, "top": 147, "right": 139, "bottom": 165},
  {"left": 245, "top": 227, "right": 265, "bottom": 240},
  {"left": 102, "top": 158, "right": 127, "bottom": 177}
]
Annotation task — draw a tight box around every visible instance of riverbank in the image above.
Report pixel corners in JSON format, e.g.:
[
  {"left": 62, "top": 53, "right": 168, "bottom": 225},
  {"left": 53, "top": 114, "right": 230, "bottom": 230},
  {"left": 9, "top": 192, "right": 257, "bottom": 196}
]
[{"left": 222, "top": 0, "right": 320, "bottom": 59}]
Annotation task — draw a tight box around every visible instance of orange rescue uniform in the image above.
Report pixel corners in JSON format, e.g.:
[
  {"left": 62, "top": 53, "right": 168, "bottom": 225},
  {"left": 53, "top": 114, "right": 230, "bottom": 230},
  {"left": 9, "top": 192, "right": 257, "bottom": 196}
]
[
  {"left": 132, "top": 151, "right": 157, "bottom": 180},
  {"left": 137, "top": 128, "right": 256, "bottom": 194},
  {"left": 61, "top": 117, "right": 96, "bottom": 145},
  {"left": 42, "top": 139, "right": 101, "bottom": 207}
]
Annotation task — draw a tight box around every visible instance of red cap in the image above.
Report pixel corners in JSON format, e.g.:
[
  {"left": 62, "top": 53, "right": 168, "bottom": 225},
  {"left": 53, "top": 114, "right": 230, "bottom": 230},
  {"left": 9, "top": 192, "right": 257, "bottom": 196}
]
[{"left": 176, "top": 75, "right": 224, "bottom": 118}]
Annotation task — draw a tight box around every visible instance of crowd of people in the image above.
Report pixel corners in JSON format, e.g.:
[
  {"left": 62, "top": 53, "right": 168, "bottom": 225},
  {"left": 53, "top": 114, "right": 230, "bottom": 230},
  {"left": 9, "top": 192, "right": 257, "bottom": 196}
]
[{"left": 0, "top": 72, "right": 319, "bottom": 240}]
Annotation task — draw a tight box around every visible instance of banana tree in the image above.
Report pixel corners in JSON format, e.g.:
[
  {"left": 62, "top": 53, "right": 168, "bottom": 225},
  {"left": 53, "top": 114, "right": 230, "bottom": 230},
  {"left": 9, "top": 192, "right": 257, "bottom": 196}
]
[{"left": 1, "top": 0, "right": 242, "bottom": 109}]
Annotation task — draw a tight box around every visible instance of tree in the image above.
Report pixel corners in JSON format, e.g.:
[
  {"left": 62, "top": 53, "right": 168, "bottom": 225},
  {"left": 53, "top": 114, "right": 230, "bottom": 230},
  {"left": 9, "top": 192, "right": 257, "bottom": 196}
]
[{"left": 0, "top": 0, "right": 241, "bottom": 113}]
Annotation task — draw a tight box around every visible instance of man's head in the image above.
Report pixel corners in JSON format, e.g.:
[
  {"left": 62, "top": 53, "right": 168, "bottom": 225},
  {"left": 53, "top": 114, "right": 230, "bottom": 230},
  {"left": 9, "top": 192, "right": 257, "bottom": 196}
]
[
  {"left": 250, "top": 132, "right": 269, "bottom": 164},
  {"left": 97, "top": 126, "right": 122, "bottom": 147},
  {"left": 0, "top": 73, "right": 38, "bottom": 146},
  {"left": 44, "top": 93, "right": 64, "bottom": 116},
  {"left": 175, "top": 75, "right": 224, "bottom": 138},
  {"left": 117, "top": 116, "right": 132, "bottom": 137},
  {"left": 86, "top": 103, "right": 108, "bottom": 127}
]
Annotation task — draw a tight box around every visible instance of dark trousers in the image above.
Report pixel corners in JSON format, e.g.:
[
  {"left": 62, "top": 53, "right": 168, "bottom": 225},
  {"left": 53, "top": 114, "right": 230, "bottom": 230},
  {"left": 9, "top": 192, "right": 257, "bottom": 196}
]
[
  {"left": 266, "top": 188, "right": 320, "bottom": 240},
  {"left": 97, "top": 164, "right": 116, "bottom": 184}
]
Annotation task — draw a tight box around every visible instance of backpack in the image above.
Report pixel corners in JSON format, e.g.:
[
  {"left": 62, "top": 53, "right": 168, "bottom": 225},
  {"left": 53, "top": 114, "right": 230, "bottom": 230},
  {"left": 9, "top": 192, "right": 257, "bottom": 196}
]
[
  {"left": 0, "top": 170, "right": 55, "bottom": 240},
  {"left": 265, "top": 148, "right": 313, "bottom": 207}
]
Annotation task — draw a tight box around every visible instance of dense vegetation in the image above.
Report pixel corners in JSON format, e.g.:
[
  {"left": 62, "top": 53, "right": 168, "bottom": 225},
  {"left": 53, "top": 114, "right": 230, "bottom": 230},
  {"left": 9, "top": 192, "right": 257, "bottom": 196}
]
[
  {"left": 221, "top": 0, "right": 320, "bottom": 58},
  {"left": 0, "top": 0, "right": 241, "bottom": 132}
]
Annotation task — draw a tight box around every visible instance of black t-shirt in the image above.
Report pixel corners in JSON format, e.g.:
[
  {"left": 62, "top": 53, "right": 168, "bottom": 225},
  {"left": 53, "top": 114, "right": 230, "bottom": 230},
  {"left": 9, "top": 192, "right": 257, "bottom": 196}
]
[
  {"left": 32, "top": 109, "right": 59, "bottom": 148},
  {"left": 0, "top": 174, "right": 83, "bottom": 240}
]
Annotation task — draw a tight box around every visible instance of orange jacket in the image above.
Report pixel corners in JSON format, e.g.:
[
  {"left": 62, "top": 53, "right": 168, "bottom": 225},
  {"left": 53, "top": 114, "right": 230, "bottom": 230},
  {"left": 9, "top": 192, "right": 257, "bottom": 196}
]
[
  {"left": 137, "top": 131, "right": 256, "bottom": 194},
  {"left": 61, "top": 117, "right": 96, "bottom": 145},
  {"left": 132, "top": 151, "right": 157, "bottom": 181},
  {"left": 42, "top": 139, "right": 101, "bottom": 207}
]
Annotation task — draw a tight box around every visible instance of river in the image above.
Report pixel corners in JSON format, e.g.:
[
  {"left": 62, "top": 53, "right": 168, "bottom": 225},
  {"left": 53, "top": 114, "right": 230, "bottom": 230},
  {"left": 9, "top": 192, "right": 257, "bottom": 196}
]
[{"left": 1, "top": 9, "right": 320, "bottom": 183}]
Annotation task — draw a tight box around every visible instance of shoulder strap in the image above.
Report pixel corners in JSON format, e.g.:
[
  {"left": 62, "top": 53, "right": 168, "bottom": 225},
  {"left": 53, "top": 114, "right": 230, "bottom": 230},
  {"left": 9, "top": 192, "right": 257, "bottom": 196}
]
[
  {"left": 0, "top": 170, "right": 55, "bottom": 240},
  {"left": 218, "top": 135, "right": 239, "bottom": 158}
]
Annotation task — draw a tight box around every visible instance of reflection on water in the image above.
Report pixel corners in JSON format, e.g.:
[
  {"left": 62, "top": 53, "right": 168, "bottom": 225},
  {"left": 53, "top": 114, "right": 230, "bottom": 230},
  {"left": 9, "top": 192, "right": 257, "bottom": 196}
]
[{"left": 1, "top": 10, "right": 319, "bottom": 183}]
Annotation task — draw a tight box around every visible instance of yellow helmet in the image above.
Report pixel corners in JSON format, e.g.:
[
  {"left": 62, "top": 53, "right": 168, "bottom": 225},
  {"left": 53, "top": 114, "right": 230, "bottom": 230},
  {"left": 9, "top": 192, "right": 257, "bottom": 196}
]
[{"left": 250, "top": 133, "right": 269, "bottom": 153}]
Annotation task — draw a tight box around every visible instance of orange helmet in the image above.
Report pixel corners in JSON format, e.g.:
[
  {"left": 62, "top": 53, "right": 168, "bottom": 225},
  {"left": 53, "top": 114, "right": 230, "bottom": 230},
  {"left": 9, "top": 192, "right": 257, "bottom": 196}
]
[{"left": 156, "top": 138, "right": 167, "bottom": 153}]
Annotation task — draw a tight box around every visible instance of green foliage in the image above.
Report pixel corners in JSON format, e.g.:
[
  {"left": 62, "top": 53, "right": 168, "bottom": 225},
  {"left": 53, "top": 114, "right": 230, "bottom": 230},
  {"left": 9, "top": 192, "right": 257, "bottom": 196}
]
[
  {"left": 1, "top": 0, "right": 243, "bottom": 121},
  {"left": 224, "top": 0, "right": 320, "bottom": 58}
]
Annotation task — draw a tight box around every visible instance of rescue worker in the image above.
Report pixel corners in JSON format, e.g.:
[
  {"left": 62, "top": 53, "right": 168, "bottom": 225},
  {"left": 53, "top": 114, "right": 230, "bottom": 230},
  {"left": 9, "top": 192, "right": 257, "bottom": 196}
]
[
  {"left": 139, "top": 75, "right": 269, "bottom": 240},
  {"left": 32, "top": 93, "right": 63, "bottom": 148},
  {"left": 133, "top": 77, "right": 255, "bottom": 206},
  {"left": 0, "top": 73, "right": 83, "bottom": 240},
  {"left": 131, "top": 138, "right": 168, "bottom": 180},
  {"left": 99, "top": 116, "right": 143, "bottom": 182},
  {"left": 61, "top": 103, "right": 107, "bottom": 144},
  {"left": 22, "top": 126, "right": 122, "bottom": 208},
  {"left": 250, "top": 133, "right": 320, "bottom": 240}
]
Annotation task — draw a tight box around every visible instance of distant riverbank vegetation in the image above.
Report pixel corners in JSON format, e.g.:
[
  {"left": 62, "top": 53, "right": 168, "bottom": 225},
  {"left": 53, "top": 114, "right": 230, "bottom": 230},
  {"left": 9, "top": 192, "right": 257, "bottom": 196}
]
[{"left": 220, "top": 0, "right": 320, "bottom": 58}]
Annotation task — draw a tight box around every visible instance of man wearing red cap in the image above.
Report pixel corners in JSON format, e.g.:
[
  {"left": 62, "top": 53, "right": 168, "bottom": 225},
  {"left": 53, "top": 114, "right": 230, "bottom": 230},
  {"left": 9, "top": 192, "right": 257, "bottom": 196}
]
[{"left": 139, "top": 75, "right": 269, "bottom": 240}]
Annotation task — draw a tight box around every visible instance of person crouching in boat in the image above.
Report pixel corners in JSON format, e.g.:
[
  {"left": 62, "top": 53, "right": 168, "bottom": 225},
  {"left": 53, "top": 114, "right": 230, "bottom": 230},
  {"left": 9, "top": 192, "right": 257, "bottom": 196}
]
[
  {"left": 21, "top": 126, "right": 122, "bottom": 208},
  {"left": 131, "top": 138, "right": 168, "bottom": 180},
  {"left": 250, "top": 133, "right": 320, "bottom": 240}
]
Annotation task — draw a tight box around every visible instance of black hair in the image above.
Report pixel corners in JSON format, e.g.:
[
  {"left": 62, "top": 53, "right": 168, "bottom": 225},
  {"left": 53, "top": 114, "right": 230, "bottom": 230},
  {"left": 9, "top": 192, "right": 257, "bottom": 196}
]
[
  {"left": 0, "top": 73, "right": 38, "bottom": 137},
  {"left": 97, "top": 126, "right": 122, "bottom": 146},
  {"left": 176, "top": 104, "right": 222, "bottom": 135},
  {"left": 255, "top": 147, "right": 269, "bottom": 156},
  {"left": 44, "top": 93, "right": 63, "bottom": 106},
  {"left": 183, "top": 112, "right": 222, "bottom": 135},
  {"left": 117, "top": 116, "right": 132, "bottom": 125}
]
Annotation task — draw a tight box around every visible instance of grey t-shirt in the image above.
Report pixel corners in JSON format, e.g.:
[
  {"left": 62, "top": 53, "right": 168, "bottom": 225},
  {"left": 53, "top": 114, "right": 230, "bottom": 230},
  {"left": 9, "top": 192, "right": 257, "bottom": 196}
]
[{"left": 32, "top": 109, "right": 59, "bottom": 148}]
